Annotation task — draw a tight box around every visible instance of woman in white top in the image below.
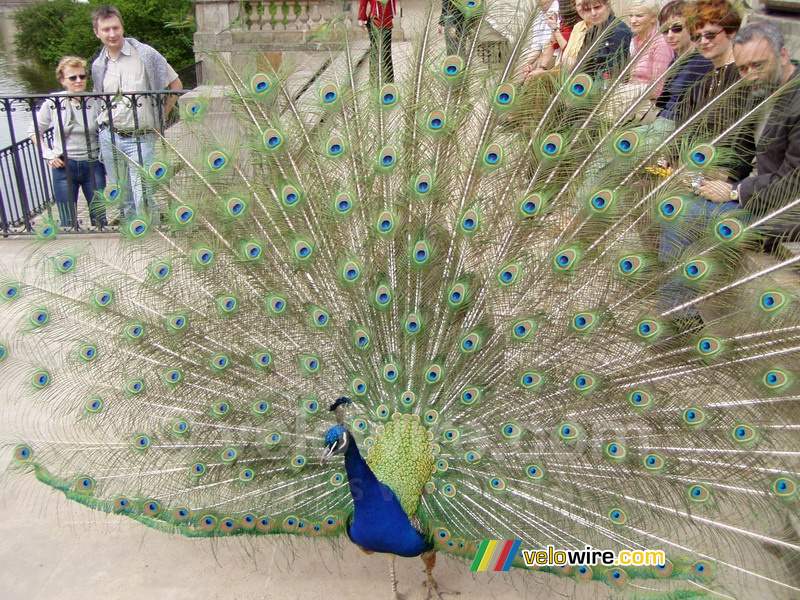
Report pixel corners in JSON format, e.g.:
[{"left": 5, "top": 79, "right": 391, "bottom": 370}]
[{"left": 30, "top": 56, "right": 106, "bottom": 228}]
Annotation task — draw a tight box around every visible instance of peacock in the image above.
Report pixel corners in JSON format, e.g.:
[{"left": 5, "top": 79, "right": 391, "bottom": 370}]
[{"left": 2, "top": 1, "right": 800, "bottom": 598}]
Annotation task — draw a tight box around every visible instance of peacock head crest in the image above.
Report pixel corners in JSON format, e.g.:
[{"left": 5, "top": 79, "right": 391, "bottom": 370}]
[
  {"left": 321, "top": 397, "right": 352, "bottom": 465},
  {"left": 321, "top": 424, "right": 349, "bottom": 465}
]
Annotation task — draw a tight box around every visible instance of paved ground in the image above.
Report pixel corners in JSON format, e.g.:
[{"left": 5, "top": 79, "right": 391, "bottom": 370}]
[{"left": 0, "top": 481, "right": 541, "bottom": 600}]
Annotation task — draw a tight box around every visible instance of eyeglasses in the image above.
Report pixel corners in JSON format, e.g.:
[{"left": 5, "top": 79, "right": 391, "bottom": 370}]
[
  {"left": 662, "top": 25, "right": 684, "bottom": 34},
  {"left": 67, "top": 74, "right": 88, "bottom": 81},
  {"left": 691, "top": 29, "right": 725, "bottom": 42}
]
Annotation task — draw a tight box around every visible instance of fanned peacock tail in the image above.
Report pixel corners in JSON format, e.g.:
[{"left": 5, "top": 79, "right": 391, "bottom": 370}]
[{"left": 2, "top": 1, "right": 800, "bottom": 596}]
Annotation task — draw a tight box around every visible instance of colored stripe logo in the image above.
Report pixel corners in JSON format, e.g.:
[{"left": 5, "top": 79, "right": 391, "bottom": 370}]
[{"left": 470, "top": 540, "right": 522, "bottom": 572}]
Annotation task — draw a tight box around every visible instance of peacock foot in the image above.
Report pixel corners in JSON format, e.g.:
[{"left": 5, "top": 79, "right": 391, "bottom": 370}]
[
  {"left": 422, "top": 571, "right": 460, "bottom": 600},
  {"left": 388, "top": 554, "right": 406, "bottom": 600}
]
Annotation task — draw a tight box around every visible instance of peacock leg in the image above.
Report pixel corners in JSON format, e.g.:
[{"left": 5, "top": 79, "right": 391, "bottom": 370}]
[
  {"left": 420, "top": 550, "right": 460, "bottom": 600},
  {"left": 389, "top": 554, "right": 402, "bottom": 600}
]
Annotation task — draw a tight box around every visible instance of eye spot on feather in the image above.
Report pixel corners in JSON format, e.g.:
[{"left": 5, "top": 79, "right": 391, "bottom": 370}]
[
  {"left": 772, "top": 477, "right": 797, "bottom": 497},
  {"left": 763, "top": 369, "right": 789, "bottom": 390},
  {"left": 336, "top": 194, "right": 353, "bottom": 213},
  {"left": 608, "top": 508, "right": 627, "bottom": 524},
  {"left": 263, "top": 129, "right": 283, "bottom": 151},
  {"left": 489, "top": 477, "right": 506, "bottom": 491},
  {"left": 442, "top": 56, "right": 463, "bottom": 78},
  {"left": 460, "top": 209, "right": 479, "bottom": 232},
  {"left": 732, "top": 424, "right": 756, "bottom": 444},
  {"left": 256, "top": 517, "right": 274, "bottom": 532},
  {"left": 415, "top": 174, "right": 432, "bottom": 195},
  {"left": 526, "top": 464, "right": 544, "bottom": 480},
  {"left": 29, "top": 309, "right": 49, "bottom": 327},
  {"left": 84, "top": 396, "right": 103, "bottom": 413},
  {"left": 696, "top": 336, "right": 721, "bottom": 357},
  {"left": 31, "top": 370, "right": 50, "bottom": 388},
  {"left": 688, "top": 484, "right": 710, "bottom": 502},
  {"left": 55, "top": 254, "right": 77, "bottom": 273},
  {"left": 125, "top": 378, "right": 144, "bottom": 395},
  {"left": 320, "top": 84, "right": 339, "bottom": 104},
  {"left": 13, "top": 444, "right": 32, "bottom": 461},
  {"left": 250, "top": 73, "right": 271, "bottom": 94},
  {"left": 424, "top": 410, "right": 439, "bottom": 425},
  {"left": 36, "top": 223, "right": 55, "bottom": 239},
  {"left": 604, "top": 442, "right": 626, "bottom": 459},
  {"left": 75, "top": 476, "right": 95, "bottom": 493}
]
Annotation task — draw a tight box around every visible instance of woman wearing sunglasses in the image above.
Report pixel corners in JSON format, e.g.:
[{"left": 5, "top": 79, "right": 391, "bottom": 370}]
[
  {"left": 683, "top": 0, "right": 741, "bottom": 111},
  {"left": 648, "top": 0, "right": 713, "bottom": 127},
  {"left": 29, "top": 56, "right": 106, "bottom": 229}
]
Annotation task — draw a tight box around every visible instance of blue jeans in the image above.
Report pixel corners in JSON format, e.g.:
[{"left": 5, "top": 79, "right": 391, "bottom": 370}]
[
  {"left": 51, "top": 159, "right": 106, "bottom": 227},
  {"left": 99, "top": 127, "right": 157, "bottom": 219},
  {"left": 659, "top": 196, "right": 743, "bottom": 317}
]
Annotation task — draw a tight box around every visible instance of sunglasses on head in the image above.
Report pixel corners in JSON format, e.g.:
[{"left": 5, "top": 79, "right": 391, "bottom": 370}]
[
  {"left": 67, "top": 74, "right": 88, "bottom": 81},
  {"left": 662, "top": 24, "right": 683, "bottom": 34},
  {"left": 691, "top": 29, "right": 725, "bottom": 42}
]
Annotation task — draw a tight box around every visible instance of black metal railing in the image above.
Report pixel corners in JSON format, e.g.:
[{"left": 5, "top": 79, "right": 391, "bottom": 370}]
[
  {"left": 0, "top": 64, "right": 201, "bottom": 236},
  {"left": 0, "top": 122, "right": 54, "bottom": 231}
]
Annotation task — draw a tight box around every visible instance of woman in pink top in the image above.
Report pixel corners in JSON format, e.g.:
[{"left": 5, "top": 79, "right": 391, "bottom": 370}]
[
  {"left": 605, "top": 0, "right": 674, "bottom": 122},
  {"left": 629, "top": 0, "right": 674, "bottom": 97}
]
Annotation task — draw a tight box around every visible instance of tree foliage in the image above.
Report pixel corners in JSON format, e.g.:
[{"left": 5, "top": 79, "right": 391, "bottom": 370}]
[{"left": 14, "top": 0, "right": 195, "bottom": 75}]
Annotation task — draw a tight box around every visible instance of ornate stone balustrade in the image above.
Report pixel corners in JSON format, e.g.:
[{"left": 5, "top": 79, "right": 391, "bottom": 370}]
[{"left": 194, "top": 1, "right": 404, "bottom": 54}]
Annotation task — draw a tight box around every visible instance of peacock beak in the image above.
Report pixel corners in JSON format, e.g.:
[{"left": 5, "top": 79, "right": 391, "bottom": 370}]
[{"left": 320, "top": 445, "right": 335, "bottom": 466}]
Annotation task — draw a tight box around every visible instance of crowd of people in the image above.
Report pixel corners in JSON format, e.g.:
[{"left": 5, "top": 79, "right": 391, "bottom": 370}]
[
  {"left": 29, "top": 0, "right": 800, "bottom": 273},
  {"left": 354, "top": 0, "right": 800, "bottom": 323}
]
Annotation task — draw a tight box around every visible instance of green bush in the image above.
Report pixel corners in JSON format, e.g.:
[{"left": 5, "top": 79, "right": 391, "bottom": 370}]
[{"left": 14, "top": 0, "right": 196, "bottom": 74}]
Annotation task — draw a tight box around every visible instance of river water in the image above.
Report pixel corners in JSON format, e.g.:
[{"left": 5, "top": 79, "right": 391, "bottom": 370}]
[{"left": 0, "top": 42, "right": 54, "bottom": 150}]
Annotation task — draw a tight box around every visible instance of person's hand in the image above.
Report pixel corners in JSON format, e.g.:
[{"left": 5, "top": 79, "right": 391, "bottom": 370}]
[
  {"left": 358, "top": 19, "right": 367, "bottom": 29},
  {"left": 546, "top": 12, "right": 558, "bottom": 30},
  {"left": 48, "top": 157, "right": 64, "bottom": 169},
  {"left": 449, "top": 27, "right": 456, "bottom": 37},
  {"left": 437, "top": 24, "right": 443, "bottom": 35},
  {"left": 698, "top": 179, "right": 734, "bottom": 203}
]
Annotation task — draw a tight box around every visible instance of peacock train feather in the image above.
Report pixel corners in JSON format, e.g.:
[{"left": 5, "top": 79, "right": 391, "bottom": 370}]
[{"left": 2, "top": 2, "right": 800, "bottom": 597}]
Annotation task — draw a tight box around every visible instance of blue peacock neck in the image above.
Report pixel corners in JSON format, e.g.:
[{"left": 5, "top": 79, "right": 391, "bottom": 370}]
[
  {"left": 340, "top": 430, "right": 432, "bottom": 557},
  {"left": 342, "top": 433, "right": 382, "bottom": 505}
]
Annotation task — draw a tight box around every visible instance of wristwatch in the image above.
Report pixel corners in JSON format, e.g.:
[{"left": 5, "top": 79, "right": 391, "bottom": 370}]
[{"left": 729, "top": 184, "right": 739, "bottom": 202}]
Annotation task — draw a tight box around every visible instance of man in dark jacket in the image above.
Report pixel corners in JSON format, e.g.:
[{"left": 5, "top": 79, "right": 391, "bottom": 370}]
[
  {"left": 699, "top": 21, "right": 800, "bottom": 244},
  {"left": 580, "top": 0, "right": 632, "bottom": 79}
]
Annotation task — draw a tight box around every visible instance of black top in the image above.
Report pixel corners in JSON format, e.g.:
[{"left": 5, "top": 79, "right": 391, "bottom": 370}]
[
  {"left": 656, "top": 52, "right": 714, "bottom": 122},
  {"left": 581, "top": 14, "right": 632, "bottom": 79}
]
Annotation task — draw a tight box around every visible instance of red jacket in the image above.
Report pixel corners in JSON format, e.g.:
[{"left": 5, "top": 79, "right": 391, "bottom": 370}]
[{"left": 358, "top": 0, "right": 397, "bottom": 28}]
